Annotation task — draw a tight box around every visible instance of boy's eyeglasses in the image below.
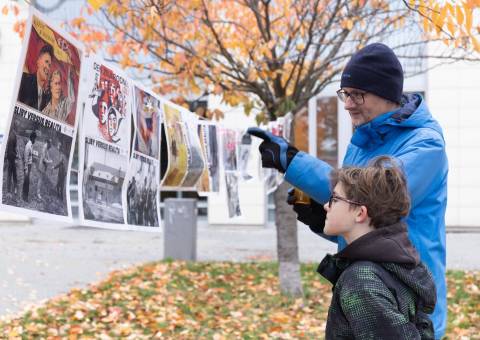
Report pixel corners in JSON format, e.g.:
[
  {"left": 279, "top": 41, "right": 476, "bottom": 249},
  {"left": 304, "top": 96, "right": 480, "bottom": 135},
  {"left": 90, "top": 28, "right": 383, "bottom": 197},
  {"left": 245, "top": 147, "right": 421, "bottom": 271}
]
[
  {"left": 336, "top": 89, "right": 366, "bottom": 105},
  {"left": 328, "top": 194, "right": 363, "bottom": 208}
]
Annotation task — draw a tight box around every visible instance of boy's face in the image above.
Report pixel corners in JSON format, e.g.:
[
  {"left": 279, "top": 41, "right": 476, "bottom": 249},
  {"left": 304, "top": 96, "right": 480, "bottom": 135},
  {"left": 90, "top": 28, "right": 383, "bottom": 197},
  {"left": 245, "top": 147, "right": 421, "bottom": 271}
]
[{"left": 323, "top": 183, "right": 358, "bottom": 236}]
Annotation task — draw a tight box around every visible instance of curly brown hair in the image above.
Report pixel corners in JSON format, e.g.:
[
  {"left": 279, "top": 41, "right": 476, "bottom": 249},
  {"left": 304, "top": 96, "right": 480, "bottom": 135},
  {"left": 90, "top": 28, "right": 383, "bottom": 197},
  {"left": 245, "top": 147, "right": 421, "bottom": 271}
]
[{"left": 330, "top": 156, "right": 410, "bottom": 229}]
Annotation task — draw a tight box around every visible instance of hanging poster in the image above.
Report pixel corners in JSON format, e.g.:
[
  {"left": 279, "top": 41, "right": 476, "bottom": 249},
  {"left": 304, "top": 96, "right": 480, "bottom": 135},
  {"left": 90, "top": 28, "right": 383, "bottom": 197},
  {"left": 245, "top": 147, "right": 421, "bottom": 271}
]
[
  {"left": 263, "top": 120, "right": 285, "bottom": 195},
  {"left": 181, "top": 113, "right": 205, "bottom": 188},
  {"left": 123, "top": 84, "right": 161, "bottom": 230},
  {"left": 160, "top": 102, "right": 188, "bottom": 189},
  {"left": 78, "top": 57, "right": 131, "bottom": 228},
  {"left": 197, "top": 121, "right": 220, "bottom": 195},
  {"left": 221, "top": 128, "right": 241, "bottom": 218},
  {"left": 237, "top": 131, "right": 253, "bottom": 181},
  {"left": 0, "top": 10, "right": 83, "bottom": 221},
  {"left": 124, "top": 152, "right": 160, "bottom": 229}
]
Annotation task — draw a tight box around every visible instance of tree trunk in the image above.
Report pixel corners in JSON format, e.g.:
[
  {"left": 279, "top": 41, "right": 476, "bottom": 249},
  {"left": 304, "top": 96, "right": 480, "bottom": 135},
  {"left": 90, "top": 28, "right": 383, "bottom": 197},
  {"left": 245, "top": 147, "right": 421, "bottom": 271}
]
[{"left": 273, "top": 180, "right": 303, "bottom": 297}]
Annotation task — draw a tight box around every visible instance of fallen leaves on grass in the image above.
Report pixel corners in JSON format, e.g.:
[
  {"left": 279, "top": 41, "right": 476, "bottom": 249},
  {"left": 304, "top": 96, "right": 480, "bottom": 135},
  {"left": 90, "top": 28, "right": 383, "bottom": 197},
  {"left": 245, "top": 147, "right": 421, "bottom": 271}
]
[
  {"left": 445, "top": 270, "right": 480, "bottom": 339},
  {"left": 0, "top": 262, "right": 331, "bottom": 339},
  {"left": 0, "top": 263, "right": 478, "bottom": 339}
]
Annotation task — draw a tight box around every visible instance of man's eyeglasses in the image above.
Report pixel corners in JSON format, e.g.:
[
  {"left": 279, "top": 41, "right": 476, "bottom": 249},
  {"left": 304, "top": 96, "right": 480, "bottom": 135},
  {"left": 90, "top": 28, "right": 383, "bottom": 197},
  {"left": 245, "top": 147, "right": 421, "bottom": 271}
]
[
  {"left": 336, "top": 89, "right": 366, "bottom": 105},
  {"left": 328, "top": 194, "right": 363, "bottom": 208}
]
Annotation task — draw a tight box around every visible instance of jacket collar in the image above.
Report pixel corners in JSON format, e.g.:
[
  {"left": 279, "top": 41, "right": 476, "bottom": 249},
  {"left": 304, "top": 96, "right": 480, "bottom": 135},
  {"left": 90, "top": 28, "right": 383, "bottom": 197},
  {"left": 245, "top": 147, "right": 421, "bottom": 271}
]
[
  {"left": 317, "top": 222, "right": 419, "bottom": 285},
  {"left": 350, "top": 93, "right": 424, "bottom": 149}
]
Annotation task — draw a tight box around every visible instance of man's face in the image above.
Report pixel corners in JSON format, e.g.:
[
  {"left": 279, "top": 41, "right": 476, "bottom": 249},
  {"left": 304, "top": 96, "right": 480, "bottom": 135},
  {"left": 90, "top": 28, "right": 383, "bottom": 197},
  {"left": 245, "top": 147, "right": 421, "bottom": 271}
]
[
  {"left": 36, "top": 52, "right": 52, "bottom": 83},
  {"left": 342, "top": 87, "right": 391, "bottom": 127}
]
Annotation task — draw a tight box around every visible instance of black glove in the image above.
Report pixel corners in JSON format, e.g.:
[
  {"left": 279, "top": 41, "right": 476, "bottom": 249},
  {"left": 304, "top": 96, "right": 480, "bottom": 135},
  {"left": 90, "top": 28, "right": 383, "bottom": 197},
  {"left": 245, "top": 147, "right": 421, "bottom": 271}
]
[
  {"left": 247, "top": 127, "right": 298, "bottom": 173},
  {"left": 287, "top": 188, "right": 327, "bottom": 235}
]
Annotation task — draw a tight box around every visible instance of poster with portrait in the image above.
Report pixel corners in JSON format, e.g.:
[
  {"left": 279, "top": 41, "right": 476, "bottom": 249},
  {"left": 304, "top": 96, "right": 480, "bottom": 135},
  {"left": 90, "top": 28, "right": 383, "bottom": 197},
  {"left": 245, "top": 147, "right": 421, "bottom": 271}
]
[
  {"left": 0, "top": 10, "right": 83, "bottom": 221},
  {"left": 133, "top": 85, "right": 161, "bottom": 160},
  {"left": 122, "top": 84, "right": 161, "bottom": 231},
  {"left": 197, "top": 121, "right": 220, "bottom": 195},
  {"left": 78, "top": 56, "right": 131, "bottom": 229},
  {"left": 220, "top": 128, "right": 241, "bottom": 218}
]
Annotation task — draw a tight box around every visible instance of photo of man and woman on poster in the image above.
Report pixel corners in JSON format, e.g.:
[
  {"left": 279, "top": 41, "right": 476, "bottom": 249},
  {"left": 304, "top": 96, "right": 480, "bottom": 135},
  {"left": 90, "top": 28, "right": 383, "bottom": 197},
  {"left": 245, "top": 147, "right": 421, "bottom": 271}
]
[{"left": 0, "top": 13, "right": 82, "bottom": 220}]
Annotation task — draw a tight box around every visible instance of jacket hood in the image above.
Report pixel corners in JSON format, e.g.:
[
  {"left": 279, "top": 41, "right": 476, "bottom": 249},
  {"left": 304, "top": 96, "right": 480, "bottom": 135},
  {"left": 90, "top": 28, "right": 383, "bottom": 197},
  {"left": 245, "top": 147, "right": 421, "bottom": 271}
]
[
  {"left": 351, "top": 93, "right": 444, "bottom": 149},
  {"left": 318, "top": 222, "right": 436, "bottom": 313},
  {"left": 336, "top": 222, "right": 419, "bottom": 265}
]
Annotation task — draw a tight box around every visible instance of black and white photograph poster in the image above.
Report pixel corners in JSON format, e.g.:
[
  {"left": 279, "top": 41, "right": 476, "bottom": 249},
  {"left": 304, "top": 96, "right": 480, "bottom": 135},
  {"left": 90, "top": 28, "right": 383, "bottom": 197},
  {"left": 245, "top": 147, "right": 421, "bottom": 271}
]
[
  {"left": 122, "top": 83, "right": 161, "bottom": 231},
  {"left": 81, "top": 138, "right": 128, "bottom": 225},
  {"left": 220, "top": 127, "right": 241, "bottom": 218},
  {"left": 78, "top": 56, "right": 132, "bottom": 229},
  {"left": 124, "top": 152, "right": 160, "bottom": 230},
  {"left": 0, "top": 10, "right": 83, "bottom": 221}
]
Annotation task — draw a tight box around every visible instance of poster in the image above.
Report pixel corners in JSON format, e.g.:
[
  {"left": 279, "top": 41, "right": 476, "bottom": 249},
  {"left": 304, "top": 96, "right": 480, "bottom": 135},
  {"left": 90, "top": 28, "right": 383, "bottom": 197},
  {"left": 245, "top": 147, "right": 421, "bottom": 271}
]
[
  {"left": 181, "top": 114, "right": 205, "bottom": 188},
  {"left": 0, "top": 10, "right": 83, "bottom": 221},
  {"left": 78, "top": 57, "right": 131, "bottom": 228},
  {"left": 263, "top": 120, "right": 285, "bottom": 195},
  {"left": 221, "top": 128, "right": 241, "bottom": 218},
  {"left": 122, "top": 84, "right": 161, "bottom": 230},
  {"left": 197, "top": 121, "right": 220, "bottom": 195},
  {"left": 124, "top": 152, "right": 160, "bottom": 229},
  {"left": 160, "top": 102, "right": 188, "bottom": 188},
  {"left": 238, "top": 131, "right": 253, "bottom": 181}
]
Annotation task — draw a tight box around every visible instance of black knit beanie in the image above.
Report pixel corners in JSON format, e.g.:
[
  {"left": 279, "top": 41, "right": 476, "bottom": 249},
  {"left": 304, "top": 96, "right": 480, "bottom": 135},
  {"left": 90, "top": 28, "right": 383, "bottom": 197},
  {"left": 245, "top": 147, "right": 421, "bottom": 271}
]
[{"left": 340, "top": 43, "right": 404, "bottom": 104}]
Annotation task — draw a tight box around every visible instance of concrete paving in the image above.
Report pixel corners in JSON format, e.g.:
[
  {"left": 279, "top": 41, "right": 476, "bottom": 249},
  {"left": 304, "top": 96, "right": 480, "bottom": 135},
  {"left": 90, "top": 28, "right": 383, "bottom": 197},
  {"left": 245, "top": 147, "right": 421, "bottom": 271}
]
[{"left": 1, "top": 220, "right": 479, "bottom": 316}]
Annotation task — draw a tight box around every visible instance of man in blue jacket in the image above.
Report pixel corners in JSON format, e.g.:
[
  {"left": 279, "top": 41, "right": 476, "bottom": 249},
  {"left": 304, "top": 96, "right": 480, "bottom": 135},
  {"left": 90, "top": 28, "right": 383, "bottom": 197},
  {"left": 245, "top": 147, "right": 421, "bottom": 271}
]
[{"left": 248, "top": 43, "right": 448, "bottom": 339}]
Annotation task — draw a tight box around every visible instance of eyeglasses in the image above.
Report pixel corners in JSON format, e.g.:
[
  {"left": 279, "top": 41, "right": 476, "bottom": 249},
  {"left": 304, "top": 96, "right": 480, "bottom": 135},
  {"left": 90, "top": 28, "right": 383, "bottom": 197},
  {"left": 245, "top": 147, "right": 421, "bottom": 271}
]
[
  {"left": 328, "top": 194, "right": 363, "bottom": 208},
  {"left": 336, "top": 89, "right": 366, "bottom": 105}
]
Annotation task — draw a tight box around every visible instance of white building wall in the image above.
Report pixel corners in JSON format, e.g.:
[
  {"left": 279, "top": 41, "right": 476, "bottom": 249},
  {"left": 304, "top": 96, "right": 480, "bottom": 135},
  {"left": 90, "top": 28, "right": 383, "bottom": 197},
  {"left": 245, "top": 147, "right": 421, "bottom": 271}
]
[{"left": 427, "top": 46, "right": 480, "bottom": 227}]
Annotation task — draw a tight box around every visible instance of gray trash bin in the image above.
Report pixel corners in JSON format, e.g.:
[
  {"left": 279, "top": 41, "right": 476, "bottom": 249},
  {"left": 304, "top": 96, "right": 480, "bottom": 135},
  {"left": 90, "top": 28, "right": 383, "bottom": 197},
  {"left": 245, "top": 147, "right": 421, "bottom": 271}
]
[{"left": 163, "top": 198, "right": 197, "bottom": 261}]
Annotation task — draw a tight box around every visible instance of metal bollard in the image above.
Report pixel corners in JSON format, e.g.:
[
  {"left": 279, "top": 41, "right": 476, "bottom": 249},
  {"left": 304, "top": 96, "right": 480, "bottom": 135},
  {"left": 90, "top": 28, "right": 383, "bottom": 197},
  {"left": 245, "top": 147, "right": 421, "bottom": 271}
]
[{"left": 163, "top": 198, "right": 197, "bottom": 261}]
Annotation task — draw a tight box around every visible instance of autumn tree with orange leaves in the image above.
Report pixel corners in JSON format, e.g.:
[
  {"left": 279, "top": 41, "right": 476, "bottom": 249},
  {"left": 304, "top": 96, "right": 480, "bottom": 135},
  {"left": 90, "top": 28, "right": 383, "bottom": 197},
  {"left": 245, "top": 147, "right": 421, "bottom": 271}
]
[
  {"left": 73, "top": 0, "right": 479, "bottom": 297},
  {"left": 3, "top": 0, "right": 479, "bottom": 296}
]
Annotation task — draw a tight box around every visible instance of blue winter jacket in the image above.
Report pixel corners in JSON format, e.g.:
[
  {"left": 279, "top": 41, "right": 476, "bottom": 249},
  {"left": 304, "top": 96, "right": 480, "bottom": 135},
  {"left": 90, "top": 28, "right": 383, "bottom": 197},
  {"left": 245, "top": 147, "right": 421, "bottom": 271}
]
[{"left": 284, "top": 94, "right": 448, "bottom": 339}]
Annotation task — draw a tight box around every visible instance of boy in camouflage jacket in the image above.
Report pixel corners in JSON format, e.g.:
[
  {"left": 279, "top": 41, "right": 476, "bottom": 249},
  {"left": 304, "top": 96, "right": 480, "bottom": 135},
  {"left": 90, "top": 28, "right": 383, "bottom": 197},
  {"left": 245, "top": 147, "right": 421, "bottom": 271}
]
[{"left": 318, "top": 156, "right": 436, "bottom": 339}]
